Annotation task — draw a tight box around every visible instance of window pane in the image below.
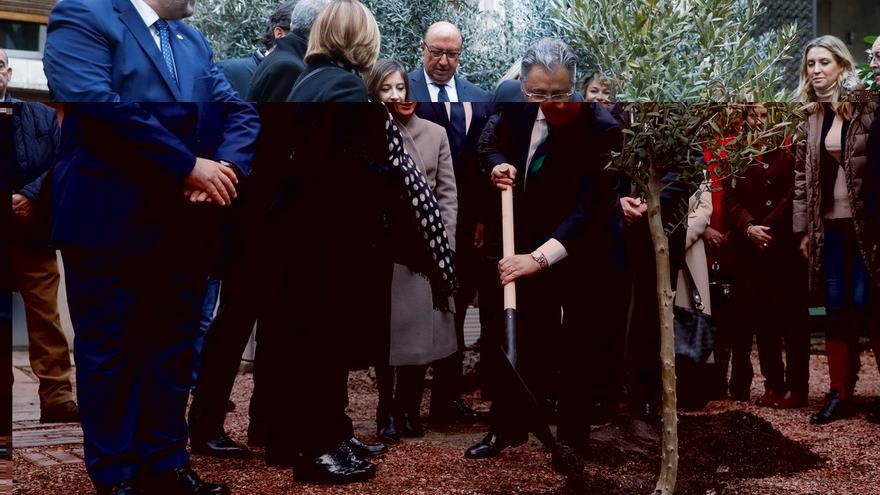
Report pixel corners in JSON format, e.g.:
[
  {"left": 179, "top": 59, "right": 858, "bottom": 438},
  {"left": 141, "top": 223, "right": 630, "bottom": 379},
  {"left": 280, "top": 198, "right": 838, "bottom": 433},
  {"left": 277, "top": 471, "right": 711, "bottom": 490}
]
[{"left": 0, "top": 20, "right": 41, "bottom": 52}]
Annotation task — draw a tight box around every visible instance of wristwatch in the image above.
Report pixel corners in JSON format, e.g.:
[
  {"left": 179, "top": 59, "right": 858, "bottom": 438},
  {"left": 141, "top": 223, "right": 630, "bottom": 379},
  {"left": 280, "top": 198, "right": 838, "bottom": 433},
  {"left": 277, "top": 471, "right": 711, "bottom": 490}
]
[{"left": 530, "top": 250, "right": 548, "bottom": 270}]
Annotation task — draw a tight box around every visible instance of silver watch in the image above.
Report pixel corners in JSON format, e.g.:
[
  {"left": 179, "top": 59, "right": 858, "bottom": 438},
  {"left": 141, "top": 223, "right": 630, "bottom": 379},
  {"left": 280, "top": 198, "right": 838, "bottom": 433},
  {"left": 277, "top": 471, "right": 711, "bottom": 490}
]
[{"left": 530, "top": 251, "right": 548, "bottom": 270}]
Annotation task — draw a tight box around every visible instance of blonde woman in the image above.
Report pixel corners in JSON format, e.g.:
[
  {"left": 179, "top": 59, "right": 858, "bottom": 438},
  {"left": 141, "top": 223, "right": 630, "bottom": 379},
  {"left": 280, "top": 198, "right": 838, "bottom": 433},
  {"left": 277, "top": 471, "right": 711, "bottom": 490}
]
[
  {"left": 287, "top": 0, "right": 380, "bottom": 101},
  {"left": 792, "top": 35, "right": 880, "bottom": 424}
]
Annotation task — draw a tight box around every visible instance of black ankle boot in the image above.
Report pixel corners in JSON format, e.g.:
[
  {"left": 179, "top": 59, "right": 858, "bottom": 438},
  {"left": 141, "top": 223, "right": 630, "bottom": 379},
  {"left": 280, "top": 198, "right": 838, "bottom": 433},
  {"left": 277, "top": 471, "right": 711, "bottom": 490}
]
[
  {"left": 376, "top": 411, "right": 400, "bottom": 443},
  {"left": 399, "top": 411, "right": 424, "bottom": 438},
  {"left": 810, "top": 391, "right": 853, "bottom": 425}
]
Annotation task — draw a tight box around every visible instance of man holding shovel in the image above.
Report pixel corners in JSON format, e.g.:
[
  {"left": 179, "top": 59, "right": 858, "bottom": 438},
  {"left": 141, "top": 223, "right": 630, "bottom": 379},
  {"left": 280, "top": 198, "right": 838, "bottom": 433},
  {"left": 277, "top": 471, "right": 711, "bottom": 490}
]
[{"left": 467, "top": 42, "right": 624, "bottom": 458}]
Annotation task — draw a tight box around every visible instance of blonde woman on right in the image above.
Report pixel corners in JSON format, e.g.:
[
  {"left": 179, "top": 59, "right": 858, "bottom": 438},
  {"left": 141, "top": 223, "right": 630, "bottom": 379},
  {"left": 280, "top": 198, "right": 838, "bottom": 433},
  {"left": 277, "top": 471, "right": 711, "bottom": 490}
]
[{"left": 791, "top": 35, "right": 880, "bottom": 425}]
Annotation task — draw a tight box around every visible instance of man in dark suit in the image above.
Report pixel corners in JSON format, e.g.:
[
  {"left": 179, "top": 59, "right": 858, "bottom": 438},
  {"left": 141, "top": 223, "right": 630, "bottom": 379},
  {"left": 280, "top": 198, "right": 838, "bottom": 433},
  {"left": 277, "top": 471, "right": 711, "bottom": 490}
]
[
  {"left": 53, "top": 103, "right": 259, "bottom": 495},
  {"left": 408, "top": 22, "right": 490, "bottom": 103},
  {"left": 407, "top": 20, "right": 488, "bottom": 421},
  {"left": 216, "top": 0, "right": 298, "bottom": 98},
  {"left": 466, "top": 98, "right": 624, "bottom": 459},
  {"left": 44, "top": 0, "right": 241, "bottom": 102},
  {"left": 248, "top": 0, "right": 328, "bottom": 101}
]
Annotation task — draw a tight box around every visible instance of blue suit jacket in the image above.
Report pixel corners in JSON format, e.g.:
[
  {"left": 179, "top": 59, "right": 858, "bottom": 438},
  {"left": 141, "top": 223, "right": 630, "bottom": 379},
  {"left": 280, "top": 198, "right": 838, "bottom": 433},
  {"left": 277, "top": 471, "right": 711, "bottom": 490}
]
[
  {"left": 408, "top": 68, "right": 490, "bottom": 102},
  {"left": 44, "top": 0, "right": 241, "bottom": 102},
  {"left": 52, "top": 103, "right": 260, "bottom": 252}
]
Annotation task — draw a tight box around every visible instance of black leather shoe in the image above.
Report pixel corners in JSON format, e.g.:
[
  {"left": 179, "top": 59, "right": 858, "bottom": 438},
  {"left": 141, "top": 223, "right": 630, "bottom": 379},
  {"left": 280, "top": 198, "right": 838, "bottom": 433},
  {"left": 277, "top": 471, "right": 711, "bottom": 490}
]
[
  {"left": 346, "top": 437, "right": 387, "bottom": 457},
  {"left": 336, "top": 441, "right": 376, "bottom": 472},
  {"left": 810, "top": 391, "right": 853, "bottom": 425},
  {"left": 399, "top": 411, "right": 424, "bottom": 438},
  {"left": 464, "top": 431, "right": 528, "bottom": 459},
  {"left": 95, "top": 481, "right": 141, "bottom": 495},
  {"left": 866, "top": 399, "right": 880, "bottom": 424},
  {"left": 293, "top": 448, "right": 375, "bottom": 484},
  {"left": 376, "top": 413, "right": 400, "bottom": 443},
  {"left": 190, "top": 431, "right": 249, "bottom": 458},
  {"left": 141, "top": 466, "right": 229, "bottom": 494},
  {"left": 40, "top": 400, "right": 80, "bottom": 423}
]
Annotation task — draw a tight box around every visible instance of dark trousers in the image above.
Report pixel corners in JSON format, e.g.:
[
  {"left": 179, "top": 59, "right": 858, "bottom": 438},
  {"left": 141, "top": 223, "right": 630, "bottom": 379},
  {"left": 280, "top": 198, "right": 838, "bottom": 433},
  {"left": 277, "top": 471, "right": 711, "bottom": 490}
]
[
  {"left": 62, "top": 248, "right": 205, "bottom": 485},
  {"left": 730, "top": 242, "right": 811, "bottom": 395},
  {"left": 626, "top": 255, "right": 663, "bottom": 405},
  {"left": 188, "top": 271, "right": 262, "bottom": 439},
  {"left": 477, "top": 254, "right": 505, "bottom": 401},
  {"left": 265, "top": 342, "right": 352, "bottom": 458},
  {"left": 429, "top": 281, "right": 473, "bottom": 411},
  {"left": 487, "top": 265, "right": 593, "bottom": 445}
]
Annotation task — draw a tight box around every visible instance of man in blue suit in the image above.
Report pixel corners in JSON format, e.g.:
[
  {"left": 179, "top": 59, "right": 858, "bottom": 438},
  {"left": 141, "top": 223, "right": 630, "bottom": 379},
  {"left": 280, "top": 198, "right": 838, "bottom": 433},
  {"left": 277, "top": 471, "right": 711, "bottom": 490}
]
[
  {"left": 408, "top": 22, "right": 490, "bottom": 103},
  {"left": 53, "top": 101, "right": 259, "bottom": 494},
  {"left": 44, "top": 0, "right": 240, "bottom": 102}
]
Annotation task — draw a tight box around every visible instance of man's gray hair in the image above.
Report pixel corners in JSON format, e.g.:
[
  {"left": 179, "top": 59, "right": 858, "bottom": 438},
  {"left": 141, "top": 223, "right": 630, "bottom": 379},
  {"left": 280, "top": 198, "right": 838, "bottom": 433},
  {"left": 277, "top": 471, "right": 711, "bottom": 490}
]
[
  {"left": 520, "top": 38, "right": 577, "bottom": 86},
  {"left": 289, "top": 0, "right": 330, "bottom": 34}
]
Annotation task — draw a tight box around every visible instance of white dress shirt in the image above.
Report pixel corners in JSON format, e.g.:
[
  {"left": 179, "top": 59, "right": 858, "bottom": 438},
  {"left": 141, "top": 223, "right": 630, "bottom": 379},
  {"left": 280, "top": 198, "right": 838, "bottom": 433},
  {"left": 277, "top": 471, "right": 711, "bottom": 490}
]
[
  {"left": 424, "top": 69, "right": 460, "bottom": 102},
  {"left": 129, "top": 0, "right": 163, "bottom": 49},
  {"left": 522, "top": 108, "right": 567, "bottom": 265}
]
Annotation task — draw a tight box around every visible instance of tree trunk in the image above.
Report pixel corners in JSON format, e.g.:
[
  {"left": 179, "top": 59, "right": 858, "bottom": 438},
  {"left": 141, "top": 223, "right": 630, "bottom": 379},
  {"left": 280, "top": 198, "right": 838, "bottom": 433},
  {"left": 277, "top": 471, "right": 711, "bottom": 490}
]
[{"left": 646, "top": 171, "right": 679, "bottom": 495}]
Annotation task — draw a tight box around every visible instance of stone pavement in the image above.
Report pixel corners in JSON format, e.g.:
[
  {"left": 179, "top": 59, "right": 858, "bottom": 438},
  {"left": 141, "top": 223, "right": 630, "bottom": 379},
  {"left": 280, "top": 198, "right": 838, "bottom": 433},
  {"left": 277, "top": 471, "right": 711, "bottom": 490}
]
[{"left": 12, "top": 351, "right": 83, "bottom": 464}]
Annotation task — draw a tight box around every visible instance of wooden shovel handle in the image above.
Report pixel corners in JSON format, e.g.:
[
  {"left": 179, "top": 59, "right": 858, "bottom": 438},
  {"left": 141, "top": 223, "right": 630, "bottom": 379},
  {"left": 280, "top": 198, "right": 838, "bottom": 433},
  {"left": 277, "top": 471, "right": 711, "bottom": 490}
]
[{"left": 501, "top": 186, "right": 516, "bottom": 310}]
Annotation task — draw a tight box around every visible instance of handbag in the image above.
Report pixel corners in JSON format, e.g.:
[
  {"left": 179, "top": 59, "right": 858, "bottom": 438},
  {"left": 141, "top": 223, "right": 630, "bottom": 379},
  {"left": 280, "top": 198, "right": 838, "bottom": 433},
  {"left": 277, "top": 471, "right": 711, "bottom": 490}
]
[{"left": 673, "top": 264, "right": 717, "bottom": 364}]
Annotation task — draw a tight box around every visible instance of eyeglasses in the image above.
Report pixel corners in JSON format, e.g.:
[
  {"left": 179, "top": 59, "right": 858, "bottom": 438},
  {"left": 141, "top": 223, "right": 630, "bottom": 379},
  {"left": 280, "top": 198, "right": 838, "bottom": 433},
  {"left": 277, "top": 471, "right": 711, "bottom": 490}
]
[
  {"left": 522, "top": 90, "right": 574, "bottom": 102},
  {"left": 422, "top": 43, "right": 461, "bottom": 61}
]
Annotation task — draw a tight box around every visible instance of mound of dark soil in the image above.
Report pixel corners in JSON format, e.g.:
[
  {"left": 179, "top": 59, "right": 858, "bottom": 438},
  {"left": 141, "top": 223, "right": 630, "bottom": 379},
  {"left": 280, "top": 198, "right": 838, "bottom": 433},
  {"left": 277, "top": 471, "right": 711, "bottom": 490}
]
[{"left": 554, "top": 411, "right": 825, "bottom": 495}]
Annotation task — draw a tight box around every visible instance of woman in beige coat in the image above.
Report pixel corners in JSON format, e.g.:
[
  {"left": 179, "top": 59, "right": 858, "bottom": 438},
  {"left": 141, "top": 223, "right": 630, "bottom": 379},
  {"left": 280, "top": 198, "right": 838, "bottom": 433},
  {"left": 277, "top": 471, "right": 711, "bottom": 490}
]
[
  {"left": 792, "top": 36, "right": 880, "bottom": 425},
  {"left": 366, "top": 60, "right": 459, "bottom": 442},
  {"left": 675, "top": 184, "right": 713, "bottom": 317}
]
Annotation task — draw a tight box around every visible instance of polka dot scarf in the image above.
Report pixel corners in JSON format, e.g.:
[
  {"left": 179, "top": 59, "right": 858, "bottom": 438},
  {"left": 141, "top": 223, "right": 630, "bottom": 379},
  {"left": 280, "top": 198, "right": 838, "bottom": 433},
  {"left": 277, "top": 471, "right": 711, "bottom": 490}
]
[{"left": 382, "top": 105, "right": 457, "bottom": 311}]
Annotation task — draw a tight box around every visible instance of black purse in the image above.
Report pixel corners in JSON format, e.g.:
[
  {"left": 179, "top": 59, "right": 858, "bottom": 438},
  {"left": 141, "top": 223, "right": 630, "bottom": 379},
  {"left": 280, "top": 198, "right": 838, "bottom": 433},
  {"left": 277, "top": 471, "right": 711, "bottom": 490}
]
[{"left": 673, "top": 264, "right": 717, "bottom": 364}]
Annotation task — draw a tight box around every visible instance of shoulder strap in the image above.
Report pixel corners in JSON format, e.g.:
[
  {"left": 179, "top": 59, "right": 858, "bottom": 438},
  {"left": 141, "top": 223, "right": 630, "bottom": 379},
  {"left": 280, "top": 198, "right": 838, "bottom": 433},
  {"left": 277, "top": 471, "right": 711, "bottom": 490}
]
[
  {"left": 289, "top": 65, "right": 332, "bottom": 98},
  {"left": 680, "top": 264, "right": 705, "bottom": 312}
]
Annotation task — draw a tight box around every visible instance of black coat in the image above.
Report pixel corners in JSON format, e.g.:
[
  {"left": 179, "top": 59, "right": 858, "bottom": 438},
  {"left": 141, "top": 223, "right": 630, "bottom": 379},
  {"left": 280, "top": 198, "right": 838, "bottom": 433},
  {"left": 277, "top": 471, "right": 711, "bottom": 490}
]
[
  {"left": 6, "top": 99, "right": 60, "bottom": 245},
  {"left": 478, "top": 103, "right": 625, "bottom": 277},
  {"left": 287, "top": 58, "right": 368, "bottom": 102},
  {"left": 217, "top": 50, "right": 263, "bottom": 99},
  {"left": 869, "top": 115, "right": 880, "bottom": 237},
  {"left": 247, "top": 33, "right": 307, "bottom": 102},
  {"left": 259, "top": 103, "right": 403, "bottom": 366}
]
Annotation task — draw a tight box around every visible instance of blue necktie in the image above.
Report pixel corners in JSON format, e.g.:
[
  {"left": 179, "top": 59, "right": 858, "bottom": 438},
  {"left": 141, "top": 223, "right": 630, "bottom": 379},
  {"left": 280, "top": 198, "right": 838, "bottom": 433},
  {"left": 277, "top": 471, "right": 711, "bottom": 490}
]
[
  {"left": 154, "top": 19, "right": 178, "bottom": 86},
  {"left": 437, "top": 84, "right": 449, "bottom": 102},
  {"left": 449, "top": 103, "right": 466, "bottom": 158}
]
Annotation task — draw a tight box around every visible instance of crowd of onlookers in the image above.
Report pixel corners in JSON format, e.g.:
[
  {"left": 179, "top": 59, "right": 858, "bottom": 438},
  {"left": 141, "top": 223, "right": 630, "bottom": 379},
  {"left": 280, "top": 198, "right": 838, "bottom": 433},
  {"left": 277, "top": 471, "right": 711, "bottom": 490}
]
[{"left": 5, "top": 0, "right": 880, "bottom": 492}]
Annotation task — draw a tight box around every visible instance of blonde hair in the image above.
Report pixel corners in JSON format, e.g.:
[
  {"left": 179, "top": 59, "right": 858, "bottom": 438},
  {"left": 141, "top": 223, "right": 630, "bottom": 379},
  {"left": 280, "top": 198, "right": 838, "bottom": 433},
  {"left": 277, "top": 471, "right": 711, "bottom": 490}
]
[
  {"left": 797, "top": 36, "right": 857, "bottom": 103},
  {"left": 304, "top": 0, "right": 380, "bottom": 72}
]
